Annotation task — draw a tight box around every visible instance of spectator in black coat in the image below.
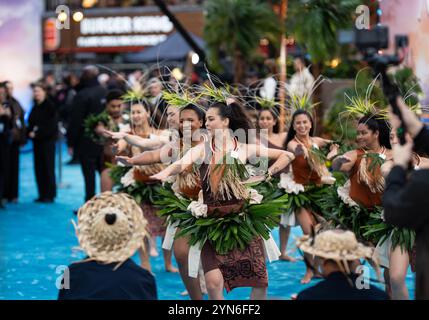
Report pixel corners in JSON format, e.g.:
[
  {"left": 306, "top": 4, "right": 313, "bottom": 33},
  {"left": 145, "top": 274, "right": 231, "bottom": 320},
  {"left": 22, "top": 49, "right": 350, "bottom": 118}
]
[
  {"left": 296, "top": 230, "right": 389, "bottom": 300},
  {"left": 4, "top": 80, "right": 26, "bottom": 203},
  {"left": 383, "top": 98, "right": 429, "bottom": 300},
  {"left": 28, "top": 82, "right": 58, "bottom": 203},
  {"left": 0, "top": 82, "right": 13, "bottom": 209},
  {"left": 67, "top": 66, "right": 108, "bottom": 202},
  {"left": 58, "top": 192, "right": 157, "bottom": 300}
]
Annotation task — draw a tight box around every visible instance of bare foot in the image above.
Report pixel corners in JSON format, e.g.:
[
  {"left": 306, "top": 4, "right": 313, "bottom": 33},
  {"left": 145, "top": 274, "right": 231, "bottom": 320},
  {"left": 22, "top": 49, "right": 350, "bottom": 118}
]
[
  {"left": 150, "top": 248, "right": 159, "bottom": 257},
  {"left": 165, "top": 265, "right": 179, "bottom": 273},
  {"left": 279, "top": 254, "right": 297, "bottom": 262},
  {"left": 300, "top": 269, "right": 314, "bottom": 284}
]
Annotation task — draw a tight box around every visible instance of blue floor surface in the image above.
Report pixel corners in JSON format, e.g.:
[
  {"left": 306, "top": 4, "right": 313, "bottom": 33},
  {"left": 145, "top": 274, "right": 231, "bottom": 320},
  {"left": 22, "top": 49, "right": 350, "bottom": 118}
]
[{"left": 0, "top": 142, "right": 415, "bottom": 299}]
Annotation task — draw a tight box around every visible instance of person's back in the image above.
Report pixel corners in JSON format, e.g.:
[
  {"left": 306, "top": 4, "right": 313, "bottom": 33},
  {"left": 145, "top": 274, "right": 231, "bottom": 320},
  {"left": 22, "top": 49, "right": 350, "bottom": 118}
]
[
  {"left": 67, "top": 78, "right": 107, "bottom": 155},
  {"left": 297, "top": 272, "right": 389, "bottom": 300},
  {"left": 58, "top": 258, "right": 157, "bottom": 300}
]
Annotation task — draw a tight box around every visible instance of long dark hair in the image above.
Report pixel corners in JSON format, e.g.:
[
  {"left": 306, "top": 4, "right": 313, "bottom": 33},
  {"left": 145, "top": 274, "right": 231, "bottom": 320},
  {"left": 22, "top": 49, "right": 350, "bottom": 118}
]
[
  {"left": 208, "top": 101, "right": 254, "bottom": 139},
  {"left": 358, "top": 115, "right": 391, "bottom": 149},
  {"left": 284, "top": 109, "right": 315, "bottom": 148},
  {"left": 258, "top": 108, "right": 280, "bottom": 134}
]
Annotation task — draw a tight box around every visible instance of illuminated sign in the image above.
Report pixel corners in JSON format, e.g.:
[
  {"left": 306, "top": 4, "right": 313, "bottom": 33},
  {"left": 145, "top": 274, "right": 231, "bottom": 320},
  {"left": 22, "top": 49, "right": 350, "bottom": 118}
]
[
  {"left": 44, "top": 18, "right": 60, "bottom": 51},
  {"left": 42, "top": 9, "right": 204, "bottom": 52},
  {"left": 80, "top": 16, "right": 174, "bottom": 34}
]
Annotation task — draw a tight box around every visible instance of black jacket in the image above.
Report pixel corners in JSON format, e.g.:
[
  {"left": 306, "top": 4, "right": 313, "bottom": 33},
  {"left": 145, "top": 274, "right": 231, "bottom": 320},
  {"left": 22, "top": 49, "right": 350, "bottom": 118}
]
[
  {"left": 383, "top": 125, "right": 429, "bottom": 300},
  {"left": 27, "top": 98, "right": 58, "bottom": 141},
  {"left": 10, "top": 97, "right": 26, "bottom": 145},
  {"left": 383, "top": 166, "right": 429, "bottom": 300},
  {"left": 0, "top": 102, "right": 13, "bottom": 142},
  {"left": 67, "top": 79, "right": 107, "bottom": 154},
  {"left": 297, "top": 272, "right": 389, "bottom": 300},
  {"left": 58, "top": 259, "right": 158, "bottom": 300}
]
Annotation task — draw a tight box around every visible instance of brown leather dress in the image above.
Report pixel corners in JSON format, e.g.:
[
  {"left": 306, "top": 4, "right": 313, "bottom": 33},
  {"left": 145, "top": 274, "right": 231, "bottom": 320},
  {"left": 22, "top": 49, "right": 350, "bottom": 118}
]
[
  {"left": 291, "top": 153, "right": 322, "bottom": 186},
  {"left": 199, "top": 146, "right": 268, "bottom": 292},
  {"left": 349, "top": 149, "right": 382, "bottom": 209}
]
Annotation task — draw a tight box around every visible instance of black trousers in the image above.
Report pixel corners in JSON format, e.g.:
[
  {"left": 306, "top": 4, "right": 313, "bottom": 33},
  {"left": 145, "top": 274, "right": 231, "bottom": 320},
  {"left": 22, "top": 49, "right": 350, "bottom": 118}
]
[
  {"left": 4, "top": 142, "right": 20, "bottom": 200},
  {"left": 79, "top": 151, "right": 102, "bottom": 202},
  {"left": 33, "top": 139, "right": 57, "bottom": 200},
  {"left": 0, "top": 138, "right": 10, "bottom": 202}
]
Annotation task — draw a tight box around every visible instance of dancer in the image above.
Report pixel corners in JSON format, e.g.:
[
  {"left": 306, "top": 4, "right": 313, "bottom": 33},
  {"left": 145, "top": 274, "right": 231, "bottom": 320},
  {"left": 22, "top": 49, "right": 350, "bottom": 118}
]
[
  {"left": 150, "top": 99, "right": 295, "bottom": 300},
  {"left": 257, "top": 107, "right": 296, "bottom": 262},
  {"left": 116, "top": 101, "right": 206, "bottom": 300},
  {"left": 332, "top": 109, "right": 393, "bottom": 292},
  {"left": 105, "top": 99, "right": 176, "bottom": 273},
  {"left": 279, "top": 107, "right": 338, "bottom": 284},
  {"left": 86, "top": 89, "right": 127, "bottom": 193}
]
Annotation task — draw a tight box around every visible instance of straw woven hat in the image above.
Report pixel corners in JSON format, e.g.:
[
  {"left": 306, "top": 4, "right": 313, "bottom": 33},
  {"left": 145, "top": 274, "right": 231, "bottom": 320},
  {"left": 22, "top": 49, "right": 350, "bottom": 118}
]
[
  {"left": 75, "top": 192, "right": 148, "bottom": 265},
  {"left": 296, "top": 229, "right": 374, "bottom": 261}
]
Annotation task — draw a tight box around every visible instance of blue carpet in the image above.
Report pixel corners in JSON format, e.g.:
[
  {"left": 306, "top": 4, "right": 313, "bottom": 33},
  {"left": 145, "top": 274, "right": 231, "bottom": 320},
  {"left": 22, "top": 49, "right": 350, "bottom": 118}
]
[{"left": 0, "top": 142, "right": 415, "bottom": 300}]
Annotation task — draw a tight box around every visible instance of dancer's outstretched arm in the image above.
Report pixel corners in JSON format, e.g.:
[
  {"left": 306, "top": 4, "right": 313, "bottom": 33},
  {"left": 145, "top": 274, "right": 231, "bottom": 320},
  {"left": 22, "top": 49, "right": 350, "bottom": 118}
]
[
  {"left": 116, "top": 142, "right": 174, "bottom": 166},
  {"left": 104, "top": 130, "right": 169, "bottom": 150},
  {"left": 150, "top": 144, "right": 205, "bottom": 182},
  {"left": 246, "top": 144, "right": 295, "bottom": 176}
]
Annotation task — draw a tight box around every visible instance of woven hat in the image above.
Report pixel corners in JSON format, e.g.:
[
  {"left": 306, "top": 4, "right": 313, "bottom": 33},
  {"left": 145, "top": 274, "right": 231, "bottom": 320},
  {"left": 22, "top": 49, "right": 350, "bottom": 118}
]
[
  {"left": 75, "top": 191, "right": 148, "bottom": 266},
  {"left": 296, "top": 229, "right": 374, "bottom": 261}
]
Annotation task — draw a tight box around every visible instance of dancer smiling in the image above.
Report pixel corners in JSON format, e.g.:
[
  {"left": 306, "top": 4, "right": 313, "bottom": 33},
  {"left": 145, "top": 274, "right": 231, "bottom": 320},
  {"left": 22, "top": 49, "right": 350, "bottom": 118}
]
[
  {"left": 104, "top": 98, "right": 177, "bottom": 273},
  {"left": 257, "top": 107, "right": 296, "bottom": 262},
  {"left": 150, "top": 98, "right": 294, "bottom": 300},
  {"left": 116, "top": 100, "right": 207, "bottom": 300},
  {"left": 281, "top": 107, "right": 338, "bottom": 284}
]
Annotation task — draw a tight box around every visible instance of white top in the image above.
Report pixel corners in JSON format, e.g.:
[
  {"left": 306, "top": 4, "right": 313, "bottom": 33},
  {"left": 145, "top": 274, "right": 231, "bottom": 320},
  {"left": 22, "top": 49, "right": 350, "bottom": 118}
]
[
  {"left": 259, "top": 76, "right": 277, "bottom": 100},
  {"left": 286, "top": 68, "right": 315, "bottom": 97}
]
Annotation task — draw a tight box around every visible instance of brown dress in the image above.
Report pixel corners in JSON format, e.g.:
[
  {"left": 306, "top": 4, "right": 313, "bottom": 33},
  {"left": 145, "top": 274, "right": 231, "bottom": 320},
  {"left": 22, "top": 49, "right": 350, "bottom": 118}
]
[
  {"left": 349, "top": 149, "right": 382, "bottom": 209},
  {"left": 291, "top": 153, "right": 322, "bottom": 186},
  {"left": 199, "top": 144, "right": 268, "bottom": 292},
  {"left": 128, "top": 131, "right": 167, "bottom": 237}
]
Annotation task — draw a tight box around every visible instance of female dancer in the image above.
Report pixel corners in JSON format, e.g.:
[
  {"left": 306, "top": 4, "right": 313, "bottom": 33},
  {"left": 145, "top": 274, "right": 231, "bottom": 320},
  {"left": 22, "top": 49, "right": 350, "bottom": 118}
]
[
  {"left": 105, "top": 101, "right": 177, "bottom": 273},
  {"left": 332, "top": 114, "right": 392, "bottom": 290},
  {"left": 116, "top": 103, "right": 206, "bottom": 300},
  {"left": 150, "top": 100, "right": 295, "bottom": 300},
  {"left": 332, "top": 115, "right": 392, "bottom": 210},
  {"left": 283, "top": 109, "right": 338, "bottom": 283},
  {"left": 257, "top": 108, "right": 296, "bottom": 262}
]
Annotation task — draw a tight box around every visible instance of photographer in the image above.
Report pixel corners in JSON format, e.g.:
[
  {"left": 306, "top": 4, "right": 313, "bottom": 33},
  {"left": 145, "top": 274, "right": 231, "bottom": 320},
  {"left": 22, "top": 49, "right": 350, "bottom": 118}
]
[{"left": 382, "top": 97, "right": 429, "bottom": 300}]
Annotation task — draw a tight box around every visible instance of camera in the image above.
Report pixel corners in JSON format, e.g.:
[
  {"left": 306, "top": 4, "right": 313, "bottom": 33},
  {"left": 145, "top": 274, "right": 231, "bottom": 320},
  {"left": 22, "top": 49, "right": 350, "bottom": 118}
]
[{"left": 338, "top": 25, "right": 410, "bottom": 144}]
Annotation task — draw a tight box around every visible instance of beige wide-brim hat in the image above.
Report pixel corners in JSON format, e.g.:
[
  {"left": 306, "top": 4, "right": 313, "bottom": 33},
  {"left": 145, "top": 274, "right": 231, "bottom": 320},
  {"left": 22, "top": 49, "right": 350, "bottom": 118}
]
[
  {"left": 75, "top": 191, "right": 148, "bottom": 266},
  {"left": 296, "top": 229, "right": 374, "bottom": 261}
]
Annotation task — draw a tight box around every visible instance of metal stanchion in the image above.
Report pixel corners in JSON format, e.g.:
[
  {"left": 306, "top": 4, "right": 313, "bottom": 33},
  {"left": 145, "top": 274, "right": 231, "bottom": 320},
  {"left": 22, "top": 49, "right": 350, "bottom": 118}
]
[{"left": 57, "top": 121, "right": 71, "bottom": 189}]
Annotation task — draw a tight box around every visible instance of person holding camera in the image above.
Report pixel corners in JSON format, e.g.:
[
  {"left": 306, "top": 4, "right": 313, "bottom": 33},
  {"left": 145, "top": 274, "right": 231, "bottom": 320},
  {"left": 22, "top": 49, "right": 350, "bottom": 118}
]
[{"left": 383, "top": 97, "right": 429, "bottom": 300}]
